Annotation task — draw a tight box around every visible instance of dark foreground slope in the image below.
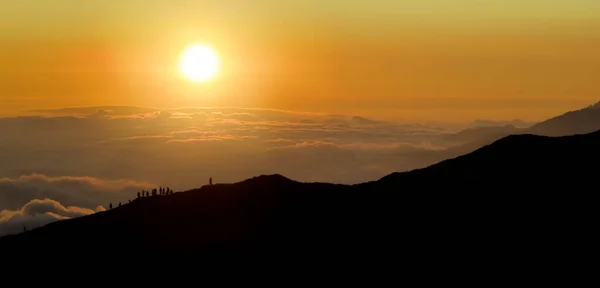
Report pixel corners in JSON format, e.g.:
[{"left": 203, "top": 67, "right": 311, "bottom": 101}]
[{"left": 1, "top": 131, "right": 599, "bottom": 263}]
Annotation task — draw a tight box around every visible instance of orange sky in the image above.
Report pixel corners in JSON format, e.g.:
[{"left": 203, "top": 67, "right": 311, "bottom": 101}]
[{"left": 1, "top": 1, "right": 599, "bottom": 122}]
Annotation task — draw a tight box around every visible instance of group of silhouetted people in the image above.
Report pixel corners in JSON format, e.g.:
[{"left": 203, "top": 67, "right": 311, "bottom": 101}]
[
  {"left": 137, "top": 186, "right": 174, "bottom": 199},
  {"left": 108, "top": 178, "right": 215, "bottom": 210},
  {"left": 108, "top": 186, "right": 175, "bottom": 210}
]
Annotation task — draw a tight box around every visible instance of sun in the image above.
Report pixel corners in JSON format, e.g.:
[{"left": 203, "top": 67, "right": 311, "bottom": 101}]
[{"left": 179, "top": 43, "right": 220, "bottom": 83}]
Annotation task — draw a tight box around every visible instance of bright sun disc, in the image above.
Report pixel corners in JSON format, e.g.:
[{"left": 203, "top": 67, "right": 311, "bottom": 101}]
[{"left": 179, "top": 44, "right": 220, "bottom": 83}]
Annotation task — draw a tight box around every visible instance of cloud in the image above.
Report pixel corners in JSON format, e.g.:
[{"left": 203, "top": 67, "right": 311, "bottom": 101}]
[
  {"left": 0, "top": 106, "right": 461, "bottom": 195},
  {"left": 112, "top": 135, "right": 175, "bottom": 141},
  {"left": 0, "top": 198, "right": 104, "bottom": 237},
  {"left": 167, "top": 135, "right": 258, "bottom": 143},
  {"left": 0, "top": 174, "right": 155, "bottom": 211},
  {"left": 102, "top": 135, "right": 175, "bottom": 145},
  {"left": 267, "top": 140, "right": 336, "bottom": 150}
]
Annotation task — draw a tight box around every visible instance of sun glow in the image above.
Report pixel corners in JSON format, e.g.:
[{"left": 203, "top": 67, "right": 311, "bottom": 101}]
[{"left": 179, "top": 44, "right": 220, "bottom": 83}]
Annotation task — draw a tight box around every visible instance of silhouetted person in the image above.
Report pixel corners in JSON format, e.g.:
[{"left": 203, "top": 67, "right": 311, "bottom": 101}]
[
  {"left": 146, "top": 191, "right": 149, "bottom": 197},
  {"left": 137, "top": 192, "right": 141, "bottom": 199},
  {"left": 118, "top": 202, "right": 121, "bottom": 207},
  {"left": 109, "top": 203, "right": 113, "bottom": 209},
  {"left": 152, "top": 188, "right": 157, "bottom": 196},
  {"left": 209, "top": 177, "right": 213, "bottom": 185},
  {"left": 23, "top": 226, "right": 27, "bottom": 232}
]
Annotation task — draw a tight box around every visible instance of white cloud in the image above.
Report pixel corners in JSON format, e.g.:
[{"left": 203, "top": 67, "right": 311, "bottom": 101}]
[
  {"left": 0, "top": 174, "right": 154, "bottom": 191},
  {"left": 0, "top": 174, "right": 155, "bottom": 211},
  {"left": 0, "top": 198, "right": 104, "bottom": 237}
]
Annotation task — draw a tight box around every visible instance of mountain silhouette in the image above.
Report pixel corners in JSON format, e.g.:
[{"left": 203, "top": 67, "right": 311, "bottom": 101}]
[
  {"left": 527, "top": 101, "right": 600, "bottom": 136},
  {"left": 428, "top": 101, "right": 600, "bottom": 164},
  {"left": 405, "top": 131, "right": 524, "bottom": 169},
  {"left": 375, "top": 131, "right": 598, "bottom": 188},
  {"left": 1, "top": 131, "right": 597, "bottom": 263},
  {"left": 471, "top": 118, "right": 534, "bottom": 128},
  {"left": 443, "top": 124, "right": 524, "bottom": 143}
]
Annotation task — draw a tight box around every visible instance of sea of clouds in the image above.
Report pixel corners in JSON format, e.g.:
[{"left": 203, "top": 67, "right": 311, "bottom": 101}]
[{"left": 0, "top": 106, "right": 485, "bottom": 235}]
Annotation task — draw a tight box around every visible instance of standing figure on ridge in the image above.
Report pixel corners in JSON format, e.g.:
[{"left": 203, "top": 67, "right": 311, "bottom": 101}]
[{"left": 209, "top": 177, "right": 213, "bottom": 185}]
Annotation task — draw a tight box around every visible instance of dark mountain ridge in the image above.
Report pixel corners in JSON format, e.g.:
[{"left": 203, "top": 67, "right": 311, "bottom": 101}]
[
  {"left": 527, "top": 101, "right": 600, "bottom": 136},
  {"left": 2, "top": 130, "right": 598, "bottom": 262},
  {"left": 444, "top": 101, "right": 600, "bottom": 143},
  {"left": 379, "top": 131, "right": 598, "bottom": 187},
  {"left": 423, "top": 101, "right": 600, "bottom": 168},
  {"left": 443, "top": 124, "right": 524, "bottom": 143}
]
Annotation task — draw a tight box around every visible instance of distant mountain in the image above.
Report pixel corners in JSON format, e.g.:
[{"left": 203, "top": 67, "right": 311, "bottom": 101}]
[
  {"left": 471, "top": 118, "right": 535, "bottom": 128},
  {"left": 2, "top": 130, "right": 597, "bottom": 263},
  {"left": 443, "top": 125, "right": 525, "bottom": 143},
  {"left": 527, "top": 101, "right": 600, "bottom": 136},
  {"left": 374, "top": 130, "right": 599, "bottom": 189},
  {"left": 403, "top": 132, "right": 509, "bottom": 168},
  {"left": 440, "top": 101, "right": 600, "bottom": 145}
]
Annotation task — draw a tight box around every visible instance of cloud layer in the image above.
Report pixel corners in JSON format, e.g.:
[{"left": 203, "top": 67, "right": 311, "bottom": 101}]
[
  {"left": 0, "top": 174, "right": 154, "bottom": 211},
  {"left": 0, "top": 106, "right": 478, "bottom": 233},
  {"left": 1, "top": 106, "right": 461, "bottom": 186},
  {"left": 0, "top": 198, "right": 104, "bottom": 237}
]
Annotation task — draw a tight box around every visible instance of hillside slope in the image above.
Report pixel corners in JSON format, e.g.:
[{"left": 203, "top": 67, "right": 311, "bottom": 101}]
[
  {"left": 2, "top": 131, "right": 598, "bottom": 261},
  {"left": 528, "top": 101, "right": 600, "bottom": 136},
  {"left": 377, "top": 130, "right": 600, "bottom": 188},
  {"left": 427, "top": 101, "right": 600, "bottom": 162},
  {"left": 442, "top": 124, "right": 525, "bottom": 143}
]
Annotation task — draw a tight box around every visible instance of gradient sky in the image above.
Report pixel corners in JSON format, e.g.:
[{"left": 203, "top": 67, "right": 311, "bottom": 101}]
[{"left": 1, "top": 0, "right": 599, "bottom": 121}]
